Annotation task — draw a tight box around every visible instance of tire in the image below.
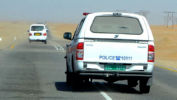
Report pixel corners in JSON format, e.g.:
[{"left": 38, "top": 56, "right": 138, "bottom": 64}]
[
  {"left": 66, "top": 73, "right": 72, "bottom": 85},
  {"left": 70, "top": 57, "right": 83, "bottom": 86},
  {"left": 128, "top": 79, "right": 138, "bottom": 87},
  {"left": 44, "top": 40, "right": 47, "bottom": 44},
  {"left": 66, "top": 61, "right": 72, "bottom": 84},
  {"left": 139, "top": 79, "right": 151, "bottom": 93}
]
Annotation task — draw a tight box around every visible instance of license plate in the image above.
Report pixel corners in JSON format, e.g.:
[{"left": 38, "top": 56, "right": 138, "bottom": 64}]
[
  {"left": 34, "top": 33, "right": 41, "bottom": 36},
  {"left": 104, "top": 64, "right": 126, "bottom": 71}
]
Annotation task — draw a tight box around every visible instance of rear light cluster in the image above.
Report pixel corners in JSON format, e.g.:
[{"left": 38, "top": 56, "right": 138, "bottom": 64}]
[
  {"left": 29, "top": 33, "right": 32, "bottom": 36},
  {"left": 76, "top": 42, "right": 84, "bottom": 60},
  {"left": 148, "top": 45, "right": 155, "bottom": 62},
  {"left": 43, "top": 33, "right": 47, "bottom": 36}
]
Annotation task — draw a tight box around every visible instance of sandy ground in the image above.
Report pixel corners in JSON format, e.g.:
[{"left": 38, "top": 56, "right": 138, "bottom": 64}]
[
  {"left": 47, "top": 23, "right": 77, "bottom": 39},
  {"left": 0, "top": 22, "right": 30, "bottom": 49},
  {"left": 0, "top": 22, "right": 177, "bottom": 70},
  {"left": 151, "top": 26, "right": 177, "bottom": 70}
]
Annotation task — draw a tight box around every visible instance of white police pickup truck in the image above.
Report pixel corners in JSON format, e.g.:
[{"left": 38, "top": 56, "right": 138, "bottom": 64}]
[{"left": 64, "top": 12, "right": 155, "bottom": 93}]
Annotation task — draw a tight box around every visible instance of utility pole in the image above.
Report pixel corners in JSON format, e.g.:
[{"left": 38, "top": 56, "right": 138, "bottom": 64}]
[{"left": 164, "top": 11, "right": 176, "bottom": 28}]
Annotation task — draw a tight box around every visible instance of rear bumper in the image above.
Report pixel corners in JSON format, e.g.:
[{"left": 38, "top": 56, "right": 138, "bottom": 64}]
[
  {"left": 75, "top": 71, "right": 152, "bottom": 79},
  {"left": 29, "top": 36, "right": 47, "bottom": 41}
]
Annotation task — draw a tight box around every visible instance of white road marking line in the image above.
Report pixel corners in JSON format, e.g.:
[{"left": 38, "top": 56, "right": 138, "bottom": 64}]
[
  {"left": 58, "top": 46, "right": 65, "bottom": 51},
  {"left": 55, "top": 45, "right": 59, "bottom": 51},
  {"left": 48, "top": 41, "right": 59, "bottom": 51},
  {"left": 100, "top": 91, "right": 112, "bottom": 100},
  {"left": 55, "top": 45, "right": 65, "bottom": 52},
  {"left": 48, "top": 40, "right": 65, "bottom": 52},
  {"left": 93, "top": 83, "right": 112, "bottom": 100}
]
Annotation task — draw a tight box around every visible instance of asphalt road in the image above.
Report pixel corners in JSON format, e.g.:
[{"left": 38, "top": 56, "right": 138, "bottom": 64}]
[{"left": 0, "top": 37, "right": 177, "bottom": 100}]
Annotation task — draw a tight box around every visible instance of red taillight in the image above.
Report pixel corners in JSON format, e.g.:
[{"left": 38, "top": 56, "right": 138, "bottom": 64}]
[
  {"left": 29, "top": 33, "right": 32, "bottom": 36},
  {"left": 43, "top": 33, "right": 47, "bottom": 36},
  {"left": 77, "top": 42, "right": 84, "bottom": 49},
  {"left": 76, "top": 42, "right": 84, "bottom": 60},
  {"left": 148, "top": 45, "right": 155, "bottom": 62},
  {"left": 148, "top": 45, "right": 154, "bottom": 52}
]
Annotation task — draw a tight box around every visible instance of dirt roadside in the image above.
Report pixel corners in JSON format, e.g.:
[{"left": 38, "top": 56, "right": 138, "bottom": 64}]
[
  {"left": 0, "top": 22, "right": 30, "bottom": 49},
  {"left": 151, "top": 26, "right": 177, "bottom": 70}
]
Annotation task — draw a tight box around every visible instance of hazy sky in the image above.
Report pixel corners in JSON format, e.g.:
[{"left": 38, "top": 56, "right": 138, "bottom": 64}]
[{"left": 0, "top": 0, "right": 177, "bottom": 25}]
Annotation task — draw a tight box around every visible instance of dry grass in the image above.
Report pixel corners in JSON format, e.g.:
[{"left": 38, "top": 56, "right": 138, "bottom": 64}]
[
  {"left": 47, "top": 23, "right": 77, "bottom": 39},
  {"left": 151, "top": 26, "right": 177, "bottom": 69},
  {"left": 0, "top": 22, "right": 77, "bottom": 49},
  {"left": 0, "top": 21, "right": 30, "bottom": 49}
]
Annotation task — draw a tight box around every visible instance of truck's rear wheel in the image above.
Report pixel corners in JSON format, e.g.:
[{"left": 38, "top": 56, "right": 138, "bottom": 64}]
[
  {"left": 139, "top": 79, "right": 151, "bottom": 93},
  {"left": 70, "top": 57, "right": 84, "bottom": 86},
  {"left": 66, "top": 73, "right": 72, "bottom": 84},
  {"left": 66, "top": 60, "right": 73, "bottom": 85},
  {"left": 44, "top": 40, "right": 47, "bottom": 44}
]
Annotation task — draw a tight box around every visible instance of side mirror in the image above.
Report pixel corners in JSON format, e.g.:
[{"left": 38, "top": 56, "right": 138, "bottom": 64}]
[
  {"left": 63, "top": 32, "right": 72, "bottom": 40},
  {"left": 46, "top": 29, "right": 49, "bottom": 33}
]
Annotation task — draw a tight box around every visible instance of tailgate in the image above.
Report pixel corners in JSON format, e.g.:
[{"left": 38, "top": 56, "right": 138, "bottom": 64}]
[{"left": 84, "top": 40, "right": 148, "bottom": 64}]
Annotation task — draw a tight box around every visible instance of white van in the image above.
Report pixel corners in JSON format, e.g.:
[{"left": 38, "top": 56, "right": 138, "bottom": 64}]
[
  {"left": 64, "top": 12, "right": 155, "bottom": 93},
  {"left": 28, "top": 24, "right": 48, "bottom": 44}
]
